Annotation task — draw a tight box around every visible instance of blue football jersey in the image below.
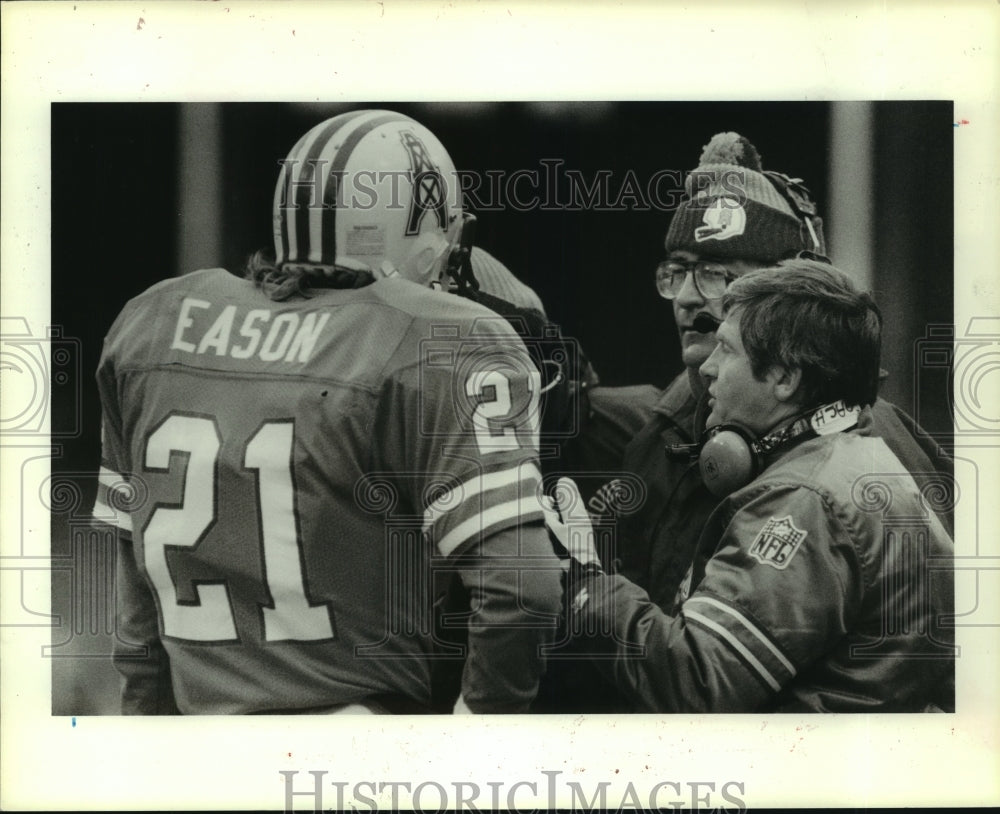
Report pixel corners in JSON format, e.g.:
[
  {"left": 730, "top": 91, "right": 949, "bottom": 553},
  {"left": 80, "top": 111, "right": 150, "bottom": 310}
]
[{"left": 95, "top": 268, "right": 552, "bottom": 713}]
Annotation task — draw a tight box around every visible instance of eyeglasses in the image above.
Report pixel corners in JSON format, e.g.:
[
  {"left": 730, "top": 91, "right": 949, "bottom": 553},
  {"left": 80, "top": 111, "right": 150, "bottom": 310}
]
[{"left": 655, "top": 260, "right": 737, "bottom": 301}]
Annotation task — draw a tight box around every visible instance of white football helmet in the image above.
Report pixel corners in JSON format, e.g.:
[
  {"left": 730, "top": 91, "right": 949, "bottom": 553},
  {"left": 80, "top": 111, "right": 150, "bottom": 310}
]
[{"left": 273, "top": 109, "right": 465, "bottom": 287}]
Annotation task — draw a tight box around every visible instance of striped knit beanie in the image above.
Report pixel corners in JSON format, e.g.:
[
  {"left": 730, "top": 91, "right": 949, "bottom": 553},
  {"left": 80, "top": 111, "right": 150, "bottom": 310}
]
[{"left": 665, "top": 132, "right": 825, "bottom": 262}]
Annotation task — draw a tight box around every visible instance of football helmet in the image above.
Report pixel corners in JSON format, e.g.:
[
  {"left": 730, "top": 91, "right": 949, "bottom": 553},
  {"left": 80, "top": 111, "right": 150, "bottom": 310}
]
[{"left": 273, "top": 109, "right": 465, "bottom": 287}]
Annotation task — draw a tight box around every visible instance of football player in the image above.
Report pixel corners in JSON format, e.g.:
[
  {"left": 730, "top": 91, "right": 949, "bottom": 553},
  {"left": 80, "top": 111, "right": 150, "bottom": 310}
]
[{"left": 94, "top": 110, "right": 562, "bottom": 714}]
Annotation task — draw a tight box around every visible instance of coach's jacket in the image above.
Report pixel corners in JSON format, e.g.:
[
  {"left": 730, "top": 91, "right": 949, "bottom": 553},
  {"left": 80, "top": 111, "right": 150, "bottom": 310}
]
[
  {"left": 573, "top": 410, "right": 956, "bottom": 712},
  {"left": 615, "top": 374, "right": 955, "bottom": 611}
]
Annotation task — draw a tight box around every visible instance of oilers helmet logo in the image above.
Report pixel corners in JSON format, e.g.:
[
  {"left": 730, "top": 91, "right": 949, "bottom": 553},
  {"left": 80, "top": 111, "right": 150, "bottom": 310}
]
[{"left": 400, "top": 130, "right": 449, "bottom": 236}]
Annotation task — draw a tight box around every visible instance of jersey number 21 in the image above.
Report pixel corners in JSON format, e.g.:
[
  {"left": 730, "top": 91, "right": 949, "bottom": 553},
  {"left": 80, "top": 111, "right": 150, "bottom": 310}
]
[{"left": 142, "top": 414, "right": 335, "bottom": 643}]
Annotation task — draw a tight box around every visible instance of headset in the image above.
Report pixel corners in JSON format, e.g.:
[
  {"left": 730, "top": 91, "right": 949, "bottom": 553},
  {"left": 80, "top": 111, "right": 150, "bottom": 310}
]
[
  {"left": 763, "top": 170, "right": 830, "bottom": 263},
  {"left": 668, "top": 400, "right": 861, "bottom": 498},
  {"left": 663, "top": 173, "right": 845, "bottom": 496}
]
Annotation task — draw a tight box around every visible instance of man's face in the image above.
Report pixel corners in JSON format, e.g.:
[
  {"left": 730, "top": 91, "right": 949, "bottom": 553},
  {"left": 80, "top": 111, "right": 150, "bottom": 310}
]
[
  {"left": 668, "top": 250, "right": 763, "bottom": 371},
  {"left": 699, "top": 307, "right": 783, "bottom": 436}
]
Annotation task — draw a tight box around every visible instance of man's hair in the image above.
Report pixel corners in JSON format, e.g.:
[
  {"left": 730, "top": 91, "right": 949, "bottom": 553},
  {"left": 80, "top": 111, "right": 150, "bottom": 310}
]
[
  {"left": 244, "top": 250, "right": 374, "bottom": 302},
  {"left": 722, "top": 258, "right": 883, "bottom": 408}
]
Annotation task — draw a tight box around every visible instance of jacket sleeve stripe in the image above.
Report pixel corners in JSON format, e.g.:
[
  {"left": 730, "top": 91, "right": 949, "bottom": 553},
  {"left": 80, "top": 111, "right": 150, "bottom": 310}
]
[
  {"left": 684, "top": 608, "right": 782, "bottom": 692},
  {"left": 685, "top": 595, "right": 796, "bottom": 680},
  {"left": 686, "top": 595, "right": 796, "bottom": 676},
  {"left": 435, "top": 497, "right": 545, "bottom": 557}
]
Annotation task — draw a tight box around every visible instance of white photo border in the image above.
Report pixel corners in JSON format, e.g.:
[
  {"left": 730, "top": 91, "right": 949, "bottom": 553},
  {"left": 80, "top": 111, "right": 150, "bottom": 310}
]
[{"left": 2, "top": 1, "right": 998, "bottom": 810}]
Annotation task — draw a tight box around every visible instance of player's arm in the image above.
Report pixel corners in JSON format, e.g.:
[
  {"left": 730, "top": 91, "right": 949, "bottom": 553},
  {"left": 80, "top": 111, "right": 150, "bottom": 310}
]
[
  {"left": 94, "top": 347, "right": 178, "bottom": 714},
  {"left": 112, "top": 530, "right": 178, "bottom": 714},
  {"left": 564, "top": 484, "right": 860, "bottom": 712},
  {"left": 402, "top": 318, "right": 563, "bottom": 712},
  {"left": 419, "top": 412, "right": 562, "bottom": 713},
  {"left": 451, "top": 523, "right": 562, "bottom": 713}
]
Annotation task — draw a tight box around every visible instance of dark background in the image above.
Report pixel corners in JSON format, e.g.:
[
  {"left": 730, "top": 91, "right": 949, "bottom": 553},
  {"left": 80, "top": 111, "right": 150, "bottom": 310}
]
[
  {"left": 52, "top": 101, "right": 954, "bottom": 486},
  {"left": 49, "top": 102, "right": 954, "bottom": 712}
]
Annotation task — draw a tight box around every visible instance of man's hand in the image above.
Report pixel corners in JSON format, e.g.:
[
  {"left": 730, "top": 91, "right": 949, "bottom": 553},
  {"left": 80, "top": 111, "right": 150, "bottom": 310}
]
[{"left": 542, "top": 477, "right": 600, "bottom": 568}]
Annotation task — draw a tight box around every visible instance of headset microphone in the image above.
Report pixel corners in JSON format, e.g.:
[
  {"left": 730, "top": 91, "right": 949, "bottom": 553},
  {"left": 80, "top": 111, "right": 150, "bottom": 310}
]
[
  {"left": 666, "top": 441, "right": 701, "bottom": 459},
  {"left": 692, "top": 312, "right": 722, "bottom": 333},
  {"left": 664, "top": 313, "right": 720, "bottom": 459}
]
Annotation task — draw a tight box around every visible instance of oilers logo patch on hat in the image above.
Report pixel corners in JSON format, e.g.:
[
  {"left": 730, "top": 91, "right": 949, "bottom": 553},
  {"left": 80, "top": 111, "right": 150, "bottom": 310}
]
[
  {"left": 664, "top": 131, "right": 826, "bottom": 262},
  {"left": 695, "top": 197, "right": 747, "bottom": 242},
  {"left": 748, "top": 515, "right": 807, "bottom": 570}
]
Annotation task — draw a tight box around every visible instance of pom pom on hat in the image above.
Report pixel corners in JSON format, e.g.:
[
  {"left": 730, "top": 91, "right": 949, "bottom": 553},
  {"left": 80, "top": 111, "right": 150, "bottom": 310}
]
[
  {"left": 699, "top": 132, "right": 763, "bottom": 171},
  {"left": 664, "top": 131, "right": 825, "bottom": 263}
]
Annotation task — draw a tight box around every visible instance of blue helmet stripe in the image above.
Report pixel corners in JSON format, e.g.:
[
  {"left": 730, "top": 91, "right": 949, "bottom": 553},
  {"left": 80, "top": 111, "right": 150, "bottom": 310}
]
[
  {"left": 277, "top": 110, "right": 368, "bottom": 265},
  {"left": 319, "top": 111, "right": 414, "bottom": 267}
]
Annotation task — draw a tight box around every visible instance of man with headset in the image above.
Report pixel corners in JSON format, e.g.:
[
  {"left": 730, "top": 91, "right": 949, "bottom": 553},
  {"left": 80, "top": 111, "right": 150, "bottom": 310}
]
[
  {"left": 546, "top": 259, "right": 955, "bottom": 712},
  {"left": 609, "top": 132, "right": 953, "bottom": 612},
  {"left": 532, "top": 132, "right": 954, "bottom": 713}
]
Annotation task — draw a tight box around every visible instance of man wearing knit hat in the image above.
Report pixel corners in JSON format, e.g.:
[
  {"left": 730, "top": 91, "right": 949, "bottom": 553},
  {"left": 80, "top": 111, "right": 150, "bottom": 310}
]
[
  {"left": 533, "top": 133, "right": 954, "bottom": 713},
  {"left": 609, "top": 132, "right": 953, "bottom": 612}
]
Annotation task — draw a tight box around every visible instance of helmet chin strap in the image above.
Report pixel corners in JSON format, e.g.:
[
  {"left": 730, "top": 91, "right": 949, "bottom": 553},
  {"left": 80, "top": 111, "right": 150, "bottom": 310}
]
[{"left": 444, "top": 213, "right": 479, "bottom": 293}]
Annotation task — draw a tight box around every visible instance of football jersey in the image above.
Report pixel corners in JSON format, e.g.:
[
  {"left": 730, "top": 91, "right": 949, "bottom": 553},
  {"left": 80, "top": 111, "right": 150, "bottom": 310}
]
[{"left": 94, "top": 268, "right": 551, "bottom": 713}]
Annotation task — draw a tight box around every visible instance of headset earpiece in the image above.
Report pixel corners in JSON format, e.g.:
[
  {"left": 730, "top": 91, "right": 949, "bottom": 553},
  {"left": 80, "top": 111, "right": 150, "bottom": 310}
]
[
  {"left": 698, "top": 424, "right": 764, "bottom": 498},
  {"left": 698, "top": 401, "right": 861, "bottom": 498}
]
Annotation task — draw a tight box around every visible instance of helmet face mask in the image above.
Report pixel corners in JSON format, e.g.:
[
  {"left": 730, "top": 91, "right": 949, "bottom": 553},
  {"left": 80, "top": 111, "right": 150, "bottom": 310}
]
[{"left": 273, "top": 110, "right": 464, "bottom": 287}]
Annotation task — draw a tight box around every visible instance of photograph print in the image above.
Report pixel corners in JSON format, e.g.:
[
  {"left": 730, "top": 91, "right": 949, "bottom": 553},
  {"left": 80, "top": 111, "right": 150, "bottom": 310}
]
[{"left": 47, "top": 100, "right": 957, "bottom": 718}]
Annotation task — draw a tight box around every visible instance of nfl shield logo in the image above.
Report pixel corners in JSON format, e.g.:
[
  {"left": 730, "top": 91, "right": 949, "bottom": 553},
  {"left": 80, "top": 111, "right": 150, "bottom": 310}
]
[{"left": 748, "top": 516, "right": 808, "bottom": 570}]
